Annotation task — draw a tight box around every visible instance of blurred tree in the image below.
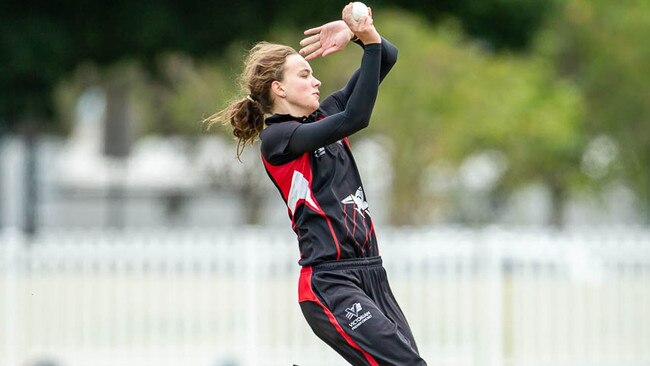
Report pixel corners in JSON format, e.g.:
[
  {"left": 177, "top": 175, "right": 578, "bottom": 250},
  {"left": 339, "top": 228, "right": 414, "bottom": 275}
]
[
  {"left": 1, "top": 0, "right": 556, "bottom": 132},
  {"left": 189, "top": 10, "right": 586, "bottom": 226},
  {"left": 538, "top": 0, "right": 650, "bottom": 222},
  {"left": 0, "top": 0, "right": 562, "bottom": 229},
  {"left": 144, "top": 52, "right": 232, "bottom": 136},
  {"left": 0, "top": 1, "right": 345, "bottom": 133},
  {"left": 353, "top": 10, "right": 586, "bottom": 226},
  {"left": 391, "top": 0, "right": 558, "bottom": 50}
]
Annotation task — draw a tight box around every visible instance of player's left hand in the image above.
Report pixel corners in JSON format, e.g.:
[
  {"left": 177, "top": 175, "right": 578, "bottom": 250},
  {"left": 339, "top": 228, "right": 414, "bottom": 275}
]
[{"left": 299, "top": 20, "right": 354, "bottom": 61}]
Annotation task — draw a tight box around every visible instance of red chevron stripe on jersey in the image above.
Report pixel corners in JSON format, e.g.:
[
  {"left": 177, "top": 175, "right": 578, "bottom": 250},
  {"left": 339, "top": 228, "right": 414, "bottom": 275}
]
[{"left": 262, "top": 153, "right": 342, "bottom": 259}]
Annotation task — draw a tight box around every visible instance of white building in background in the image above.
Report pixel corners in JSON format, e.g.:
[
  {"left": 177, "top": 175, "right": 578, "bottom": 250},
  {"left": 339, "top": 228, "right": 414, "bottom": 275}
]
[
  {"left": 58, "top": 87, "right": 201, "bottom": 196},
  {"left": 46, "top": 89, "right": 258, "bottom": 227},
  {"left": 0, "top": 86, "right": 394, "bottom": 229},
  {"left": 0, "top": 87, "right": 642, "bottom": 230}
]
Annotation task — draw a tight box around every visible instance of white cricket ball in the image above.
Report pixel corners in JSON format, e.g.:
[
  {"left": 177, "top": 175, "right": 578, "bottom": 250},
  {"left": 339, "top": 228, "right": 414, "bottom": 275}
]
[{"left": 352, "top": 2, "right": 369, "bottom": 21}]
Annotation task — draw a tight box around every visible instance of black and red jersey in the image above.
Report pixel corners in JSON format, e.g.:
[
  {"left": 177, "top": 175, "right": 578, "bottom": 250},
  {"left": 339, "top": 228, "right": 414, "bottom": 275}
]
[{"left": 260, "top": 40, "right": 398, "bottom": 266}]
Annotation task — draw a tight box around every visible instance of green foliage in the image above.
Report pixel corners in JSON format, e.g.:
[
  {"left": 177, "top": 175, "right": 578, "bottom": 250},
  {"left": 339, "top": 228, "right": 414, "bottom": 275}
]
[
  {"left": 52, "top": 8, "right": 587, "bottom": 225},
  {"left": 0, "top": 15, "right": 73, "bottom": 131},
  {"left": 452, "top": 0, "right": 558, "bottom": 50},
  {"left": 53, "top": 63, "right": 103, "bottom": 136},
  {"left": 358, "top": 10, "right": 585, "bottom": 224},
  {"left": 539, "top": 0, "right": 650, "bottom": 219},
  {"left": 371, "top": 0, "right": 557, "bottom": 50},
  {"left": 1, "top": 0, "right": 556, "bottom": 130},
  {"left": 141, "top": 54, "right": 230, "bottom": 136},
  {"left": 24, "top": 1, "right": 648, "bottom": 226},
  {"left": 54, "top": 54, "right": 232, "bottom": 138}
]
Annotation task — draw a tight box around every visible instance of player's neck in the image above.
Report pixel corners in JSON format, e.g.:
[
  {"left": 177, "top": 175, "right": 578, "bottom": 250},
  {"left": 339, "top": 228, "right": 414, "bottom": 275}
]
[{"left": 272, "top": 101, "right": 314, "bottom": 118}]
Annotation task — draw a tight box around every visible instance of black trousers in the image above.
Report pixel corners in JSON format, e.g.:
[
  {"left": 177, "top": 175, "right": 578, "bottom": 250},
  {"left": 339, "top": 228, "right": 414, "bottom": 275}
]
[{"left": 298, "top": 256, "right": 427, "bottom": 366}]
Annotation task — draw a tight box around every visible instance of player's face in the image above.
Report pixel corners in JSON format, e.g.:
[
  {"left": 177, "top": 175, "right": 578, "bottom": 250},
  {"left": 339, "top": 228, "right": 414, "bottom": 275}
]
[{"left": 281, "top": 54, "right": 321, "bottom": 116}]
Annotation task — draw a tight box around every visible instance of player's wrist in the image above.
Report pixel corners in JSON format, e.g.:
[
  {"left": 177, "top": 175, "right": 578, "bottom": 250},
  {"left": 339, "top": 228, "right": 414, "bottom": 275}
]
[
  {"left": 349, "top": 29, "right": 359, "bottom": 42},
  {"left": 357, "top": 30, "right": 380, "bottom": 45}
]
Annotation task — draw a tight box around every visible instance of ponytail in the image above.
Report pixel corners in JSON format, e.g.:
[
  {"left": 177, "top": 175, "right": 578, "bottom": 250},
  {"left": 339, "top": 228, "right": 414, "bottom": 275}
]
[
  {"left": 204, "top": 42, "right": 298, "bottom": 160},
  {"left": 204, "top": 96, "right": 265, "bottom": 160}
]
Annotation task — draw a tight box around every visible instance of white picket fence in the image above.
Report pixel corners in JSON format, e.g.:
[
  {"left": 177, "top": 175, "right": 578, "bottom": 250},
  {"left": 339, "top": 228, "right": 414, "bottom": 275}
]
[{"left": 1, "top": 226, "right": 650, "bottom": 366}]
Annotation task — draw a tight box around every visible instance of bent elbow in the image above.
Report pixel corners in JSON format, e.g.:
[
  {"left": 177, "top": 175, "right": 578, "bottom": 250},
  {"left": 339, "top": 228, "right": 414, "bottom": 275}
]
[
  {"left": 360, "top": 117, "right": 371, "bottom": 129},
  {"left": 382, "top": 40, "right": 398, "bottom": 66},
  {"left": 352, "top": 115, "right": 371, "bottom": 131},
  {"left": 390, "top": 47, "right": 399, "bottom": 66},
  {"left": 344, "top": 112, "right": 371, "bottom": 132}
]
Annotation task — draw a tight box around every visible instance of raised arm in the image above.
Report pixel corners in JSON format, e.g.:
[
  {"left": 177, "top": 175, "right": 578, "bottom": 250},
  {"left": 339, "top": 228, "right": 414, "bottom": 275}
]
[
  {"left": 299, "top": 14, "right": 397, "bottom": 115},
  {"left": 300, "top": 20, "right": 397, "bottom": 75},
  {"left": 318, "top": 37, "right": 397, "bottom": 115},
  {"left": 285, "top": 5, "right": 382, "bottom": 155},
  {"left": 287, "top": 44, "right": 381, "bottom": 155}
]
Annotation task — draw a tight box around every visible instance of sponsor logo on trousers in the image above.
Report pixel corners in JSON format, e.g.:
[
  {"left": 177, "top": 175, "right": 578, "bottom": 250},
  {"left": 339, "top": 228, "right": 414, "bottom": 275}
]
[{"left": 349, "top": 311, "right": 372, "bottom": 330}]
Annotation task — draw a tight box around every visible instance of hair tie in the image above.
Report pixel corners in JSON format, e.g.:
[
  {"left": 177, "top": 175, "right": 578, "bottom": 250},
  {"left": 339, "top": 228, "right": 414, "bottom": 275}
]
[{"left": 246, "top": 95, "right": 256, "bottom": 103}]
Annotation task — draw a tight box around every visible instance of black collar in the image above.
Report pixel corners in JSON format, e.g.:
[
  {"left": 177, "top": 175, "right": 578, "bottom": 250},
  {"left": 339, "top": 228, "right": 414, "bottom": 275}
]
[{"left": 265, "top": 110, "right": 324, "bottom": 126}]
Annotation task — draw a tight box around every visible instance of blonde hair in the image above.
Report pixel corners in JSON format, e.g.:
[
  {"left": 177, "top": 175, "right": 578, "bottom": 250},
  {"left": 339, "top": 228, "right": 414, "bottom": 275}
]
[{"left": 205, "top": 42, "right": 297, "bottom": 159}]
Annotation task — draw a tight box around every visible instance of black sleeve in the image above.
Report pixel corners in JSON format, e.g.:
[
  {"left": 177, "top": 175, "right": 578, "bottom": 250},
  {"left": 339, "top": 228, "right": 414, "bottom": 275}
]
[
  {"left": 285, "top": 43, "right": 382, "bottom": 155},
  {"left": 319, "top": 37, "right": 398, "bottom": 116},
  {"left": 260, "top": 121, "right": 302, "bottom": 165}
]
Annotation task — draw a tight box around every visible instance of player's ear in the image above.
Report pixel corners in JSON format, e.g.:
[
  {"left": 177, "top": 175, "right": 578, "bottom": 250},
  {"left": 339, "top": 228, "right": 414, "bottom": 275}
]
[{"left": 271, "top": 81, "right": 286, "bottom": 98}]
